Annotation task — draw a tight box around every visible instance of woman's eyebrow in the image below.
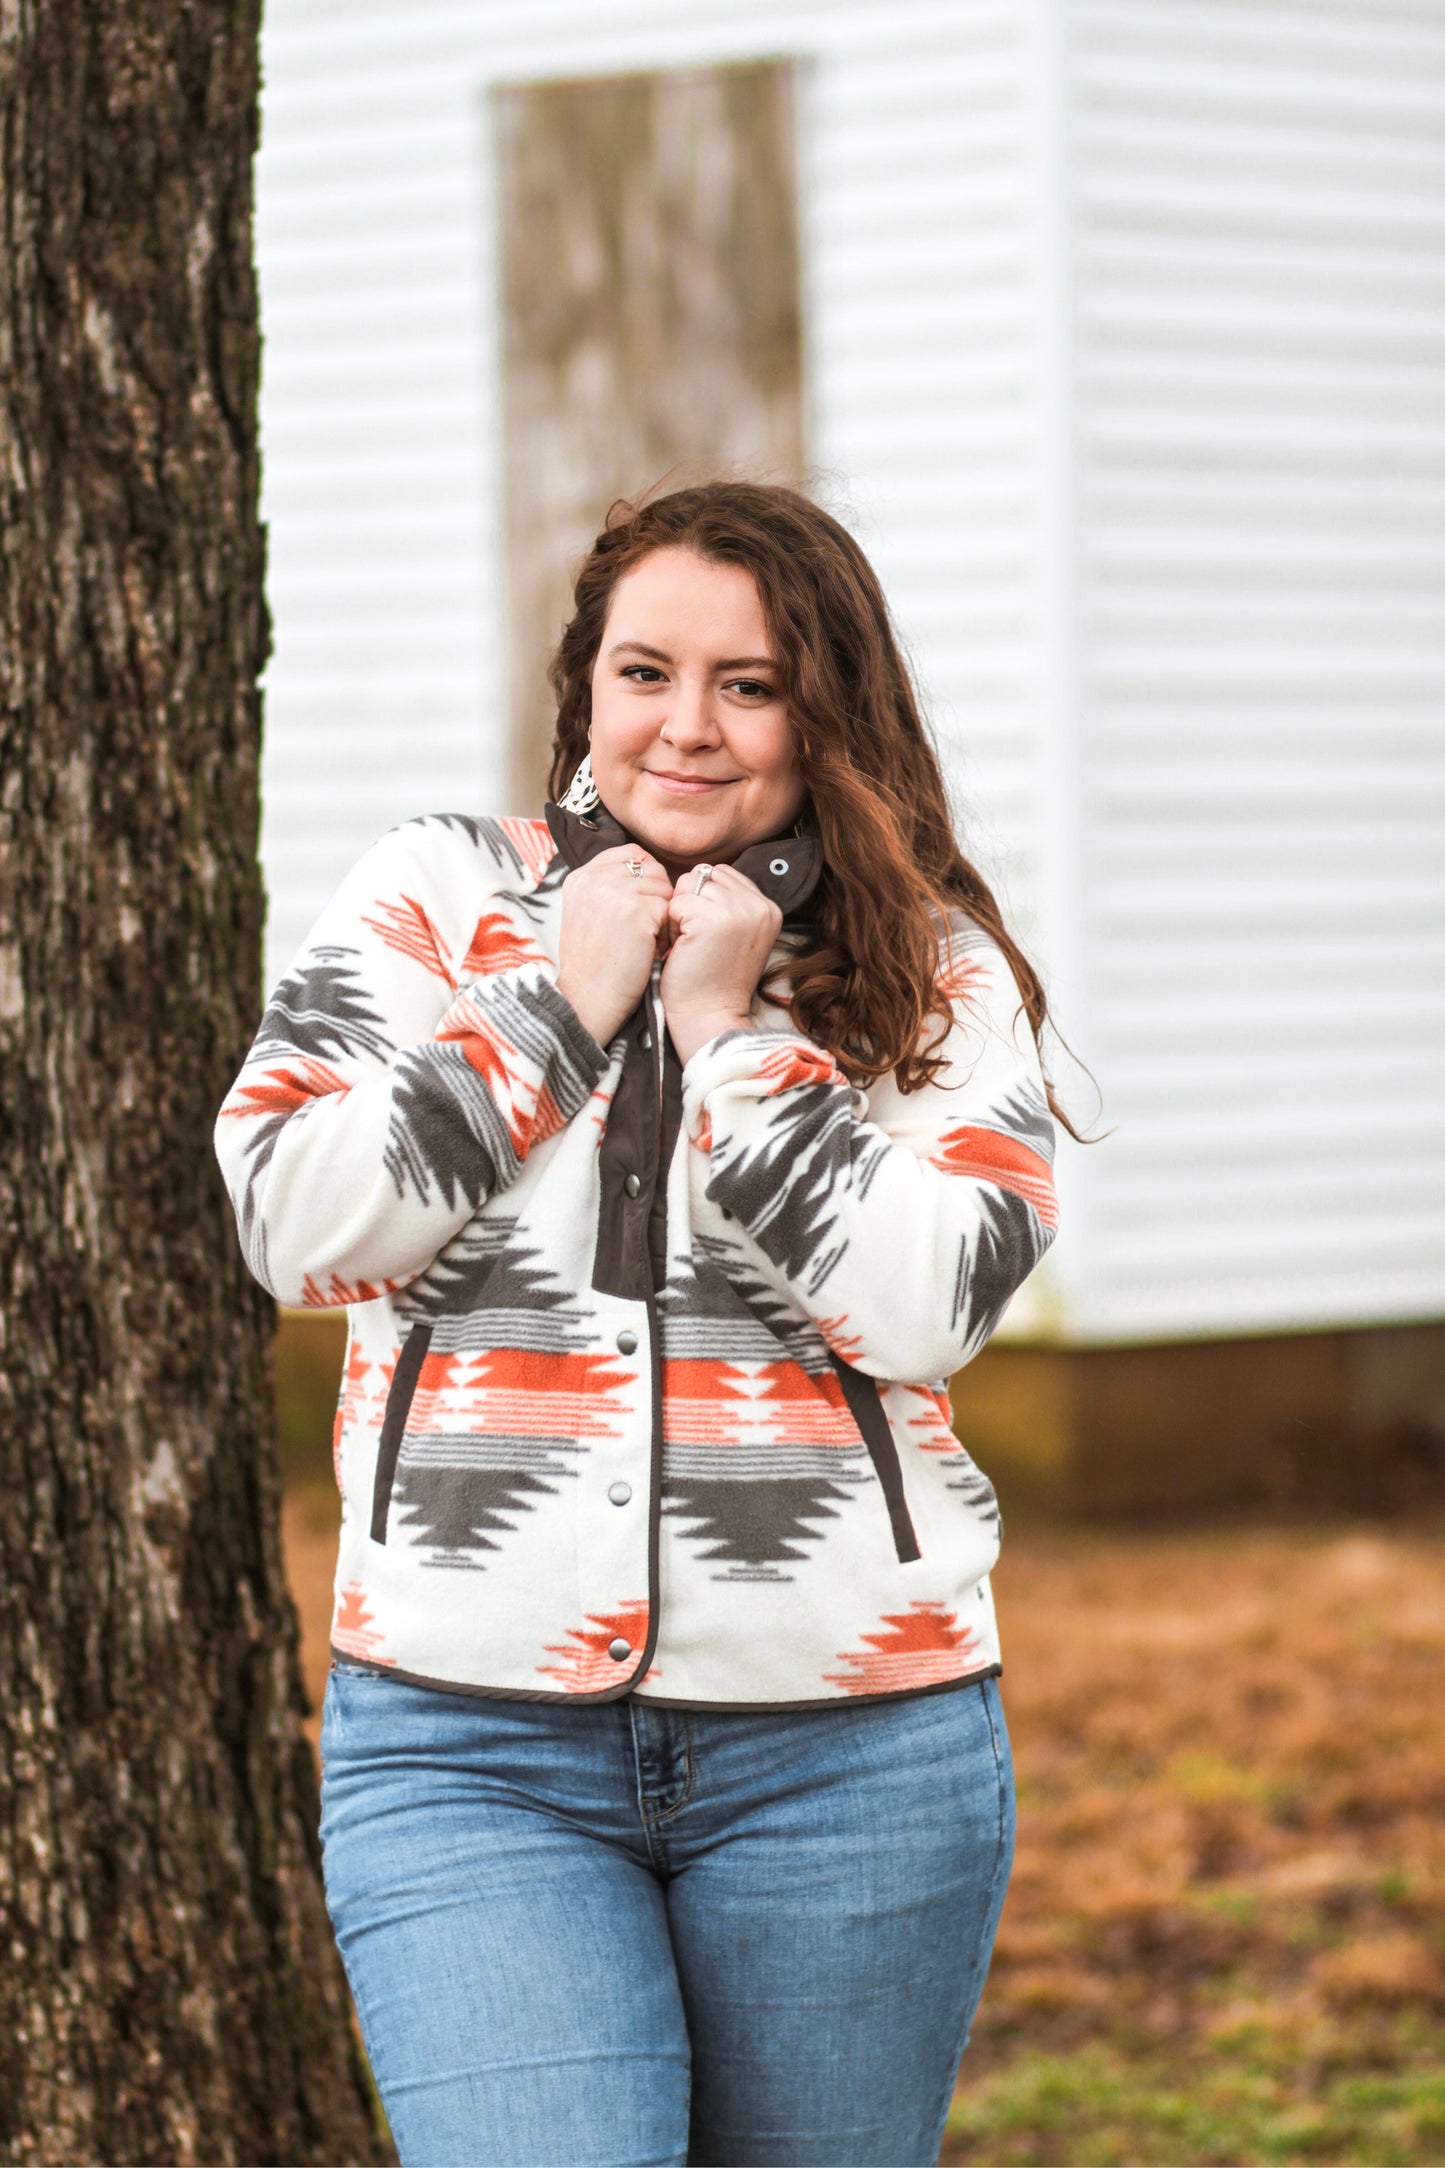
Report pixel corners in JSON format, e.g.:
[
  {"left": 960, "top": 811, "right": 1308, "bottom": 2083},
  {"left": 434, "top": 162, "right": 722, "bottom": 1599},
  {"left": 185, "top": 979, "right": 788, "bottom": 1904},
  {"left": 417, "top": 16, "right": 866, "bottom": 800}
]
[
  {"left": 607, "top": 640, "right": 672, "bottom": 662},
  {"left": 605, "top": 641, "right": 776, "bottom": 671}
]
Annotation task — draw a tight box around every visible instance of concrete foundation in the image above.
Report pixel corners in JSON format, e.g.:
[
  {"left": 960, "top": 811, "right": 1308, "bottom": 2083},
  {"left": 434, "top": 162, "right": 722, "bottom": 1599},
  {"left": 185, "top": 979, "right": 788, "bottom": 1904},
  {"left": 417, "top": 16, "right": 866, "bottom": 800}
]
[{"left": 950, "top": 1322, "right": 1445, "bottom": 1520}]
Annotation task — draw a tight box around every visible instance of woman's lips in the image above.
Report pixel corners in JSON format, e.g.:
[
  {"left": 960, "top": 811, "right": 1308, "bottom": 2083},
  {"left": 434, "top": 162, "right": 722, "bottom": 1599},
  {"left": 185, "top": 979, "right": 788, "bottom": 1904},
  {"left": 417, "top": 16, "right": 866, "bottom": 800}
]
[{"left": 643, "top": 770, "right": 740, "bottom": 796}]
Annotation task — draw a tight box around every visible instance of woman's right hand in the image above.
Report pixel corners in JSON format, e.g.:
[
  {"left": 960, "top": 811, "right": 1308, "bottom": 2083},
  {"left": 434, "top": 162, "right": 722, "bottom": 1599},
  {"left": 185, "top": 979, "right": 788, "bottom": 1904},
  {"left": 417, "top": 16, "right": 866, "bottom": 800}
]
[{"left": 555, "top": 846, "right": 674, "bottom": 1048}]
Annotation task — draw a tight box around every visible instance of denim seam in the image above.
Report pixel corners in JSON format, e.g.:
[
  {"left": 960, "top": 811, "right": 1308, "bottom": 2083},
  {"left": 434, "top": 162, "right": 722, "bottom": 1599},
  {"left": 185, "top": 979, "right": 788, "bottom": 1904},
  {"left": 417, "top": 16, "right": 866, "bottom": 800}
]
[
  {"left": 923, "top": 1678, "right": 1014, "bottom": 2159},
  {"left": 644, "top": 1714, "right": 696, "bottom": 1828},
  {"left": 981, "top": 1677, "right": 1010, "bottom": 1903}
]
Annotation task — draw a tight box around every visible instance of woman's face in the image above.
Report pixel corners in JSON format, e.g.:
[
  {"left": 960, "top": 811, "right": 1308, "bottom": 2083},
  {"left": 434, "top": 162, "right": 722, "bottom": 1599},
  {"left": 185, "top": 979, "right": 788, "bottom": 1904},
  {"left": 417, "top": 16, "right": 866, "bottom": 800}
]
[{"left": 586, "top": 547, "right": 806, "bottom": 873}]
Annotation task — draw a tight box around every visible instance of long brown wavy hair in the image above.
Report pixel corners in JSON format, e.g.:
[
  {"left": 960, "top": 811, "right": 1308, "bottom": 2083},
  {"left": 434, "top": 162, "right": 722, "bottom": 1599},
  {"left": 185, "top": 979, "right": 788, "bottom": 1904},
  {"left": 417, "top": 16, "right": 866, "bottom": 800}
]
[{"left": 548, "top": 481, "right": 1076, "bottom": 1130}]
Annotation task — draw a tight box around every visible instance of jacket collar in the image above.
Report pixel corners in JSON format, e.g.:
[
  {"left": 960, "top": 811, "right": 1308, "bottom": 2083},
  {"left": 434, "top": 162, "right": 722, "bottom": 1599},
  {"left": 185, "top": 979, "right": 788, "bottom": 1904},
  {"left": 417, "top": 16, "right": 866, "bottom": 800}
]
[{"left": 543, "top": 799, "right": 824, "bottom": 920}]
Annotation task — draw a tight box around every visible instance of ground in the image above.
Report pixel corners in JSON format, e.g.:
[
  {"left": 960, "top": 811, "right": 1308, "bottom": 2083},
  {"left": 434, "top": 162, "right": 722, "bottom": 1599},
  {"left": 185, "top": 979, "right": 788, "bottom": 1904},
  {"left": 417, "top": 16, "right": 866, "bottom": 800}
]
[{"left": 283, "top": 1493, "right": 1445, "bottom": 2168}]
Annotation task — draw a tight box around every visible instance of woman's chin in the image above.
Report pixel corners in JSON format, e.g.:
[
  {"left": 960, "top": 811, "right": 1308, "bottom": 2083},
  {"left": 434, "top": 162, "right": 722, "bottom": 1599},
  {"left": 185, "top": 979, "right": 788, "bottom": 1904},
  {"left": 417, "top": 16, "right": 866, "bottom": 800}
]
[{"left": 615, "top": 802, "right": 738, "bottom": 868}]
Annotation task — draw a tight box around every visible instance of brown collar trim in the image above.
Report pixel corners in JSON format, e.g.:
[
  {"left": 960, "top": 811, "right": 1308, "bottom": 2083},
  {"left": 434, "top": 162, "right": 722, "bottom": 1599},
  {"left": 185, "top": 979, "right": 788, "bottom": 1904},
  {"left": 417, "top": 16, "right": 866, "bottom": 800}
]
[{"left": 543, "top": 800, "right": 824, "bottom": 919}]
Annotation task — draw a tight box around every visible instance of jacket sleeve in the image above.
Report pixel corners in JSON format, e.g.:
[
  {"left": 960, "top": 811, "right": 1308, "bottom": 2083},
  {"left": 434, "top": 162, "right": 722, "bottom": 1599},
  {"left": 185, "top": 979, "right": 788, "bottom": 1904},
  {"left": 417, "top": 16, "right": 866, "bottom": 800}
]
[
  {"left": 213, "top": 819, "right": 608, "bottom": 1306},
  {"left": 679, "top": 919, "right": 1059, "bottom": 1384}
]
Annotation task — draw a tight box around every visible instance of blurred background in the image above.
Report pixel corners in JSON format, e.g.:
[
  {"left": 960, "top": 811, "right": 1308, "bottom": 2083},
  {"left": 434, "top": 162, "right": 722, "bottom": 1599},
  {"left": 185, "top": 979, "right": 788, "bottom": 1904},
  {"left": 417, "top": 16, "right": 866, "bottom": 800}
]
[{"left": 257, "top": 3, "right": 1445, "bottom": 2161}]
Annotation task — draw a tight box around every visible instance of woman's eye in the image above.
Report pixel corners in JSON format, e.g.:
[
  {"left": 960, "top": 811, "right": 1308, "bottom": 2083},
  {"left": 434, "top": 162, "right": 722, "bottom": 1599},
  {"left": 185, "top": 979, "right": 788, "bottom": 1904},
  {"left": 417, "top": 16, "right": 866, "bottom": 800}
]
[
  {"left": 729, "top": 678, "right": 774, "bottom": 700},
  {"left": 621, "top": 665, "right": 666, "bottom": 684}
]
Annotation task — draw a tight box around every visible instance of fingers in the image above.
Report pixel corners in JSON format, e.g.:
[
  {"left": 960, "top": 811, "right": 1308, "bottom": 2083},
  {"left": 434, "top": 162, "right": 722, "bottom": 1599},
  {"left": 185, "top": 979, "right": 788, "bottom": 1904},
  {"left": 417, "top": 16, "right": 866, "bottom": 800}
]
[
  {"left": 561, "top": 847, "right": 673, "bottom": 941},
  {"left": 591, "top": 844, "right": 673, "bottom": 893},
  {"left": 667, "top": 863, "right": 780, "bottom": 936}
]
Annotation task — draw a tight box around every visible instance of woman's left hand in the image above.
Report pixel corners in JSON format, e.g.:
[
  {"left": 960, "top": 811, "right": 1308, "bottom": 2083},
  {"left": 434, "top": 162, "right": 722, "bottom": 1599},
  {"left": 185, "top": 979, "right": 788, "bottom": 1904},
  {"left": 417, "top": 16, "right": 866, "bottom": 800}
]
[{"left": 660, "top": 864, "right": 783, "bottom": 1066}]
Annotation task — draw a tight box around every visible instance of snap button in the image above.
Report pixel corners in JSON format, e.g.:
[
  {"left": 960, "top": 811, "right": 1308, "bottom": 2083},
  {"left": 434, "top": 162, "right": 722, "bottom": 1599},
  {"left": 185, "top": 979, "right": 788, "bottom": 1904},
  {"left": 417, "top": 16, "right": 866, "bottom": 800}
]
[
  {"left": 608, "top": 1481, "right": 632, "bottom": 1506},
  {"left": 769, "top": 857, "right": 788, "bottom": 876},
  {"left": 624, "top": 1172, "right": 642, "bottom": 1198},
  {"left": 607, "top": 1637, "right": 632, "bottom": 1662},
  {"left": 616, "top": 1329, "right": 637, "bottom": 1355},
  {"left": 640, "top": 1028, "right": 652, "bottom": 1051}
]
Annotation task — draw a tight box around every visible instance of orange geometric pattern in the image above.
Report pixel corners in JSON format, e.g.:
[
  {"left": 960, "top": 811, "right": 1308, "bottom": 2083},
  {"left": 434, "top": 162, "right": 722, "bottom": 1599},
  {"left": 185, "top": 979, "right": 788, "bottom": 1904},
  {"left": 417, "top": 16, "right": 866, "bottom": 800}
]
[
  {"left": 586, "top": 1073, "right": 617, "bottom": 1139},
  {"left": 406, "top": 1348, "right": 469, "bottom": 1435},
  {"left": 361, "top": 894, "right": 455, "bottom": 985},
  {"left": 816, "top": 1315, "right": 866, "bottom": 1363},
  {"left": 753, "top": 1360, "right": 862, "bottom": 1436},
  {"left": 660, "top": 1358, "right": 869, "bottom": 1450},
  {"left": 928, "top": 1123, "right": 1058, "bottom": 1228},
  {"left": 900, "top": 1381, "right": 959, "bottom": 1454},
  {"left": 333, "top": 1339, "right": 372, "bottom": 1484},
  {"left": 753, "top": 1041, "right": 843, "bottom": 1096},
  {"left": 332, "top": 1580, "right": 393, "bottom": 1663},
  {"left": 467, "top": 1347, "right": 632, "bottom": 1439},
  {"left": 497, "top": 816, "right": 556, "bottom": 885},
  {"left": 823, "top": 1600, "right": 981, "bottom": 1696},
  {"left": 220, "top": 1056, "right": 350, "bottom": 1120},
  {"left": 537, "top": 1602, "right": 656, "bottom": 1691},
  {"left": 298, "top": 1270, "right": 406, "bottom": 1308},
  {"left": 432, "top": 995, "right": 574, "bottom": 1160},
  {"left": 458, "top": 909, "right": 551, "bottom": 981},
  {"left": 660, "top": 1356, "right": 751, "bottom": 1442}
]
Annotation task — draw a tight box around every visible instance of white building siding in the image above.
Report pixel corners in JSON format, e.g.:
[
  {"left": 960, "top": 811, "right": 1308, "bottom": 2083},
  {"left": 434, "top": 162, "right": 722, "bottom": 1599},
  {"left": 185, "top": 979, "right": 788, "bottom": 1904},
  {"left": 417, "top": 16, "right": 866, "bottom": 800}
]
[
  {"left": 1068, "top": 0, "right": 1445, "bottom": 1337},
  {"left": 254, "top": 0, "right": 1445, "bottom": 1346}
]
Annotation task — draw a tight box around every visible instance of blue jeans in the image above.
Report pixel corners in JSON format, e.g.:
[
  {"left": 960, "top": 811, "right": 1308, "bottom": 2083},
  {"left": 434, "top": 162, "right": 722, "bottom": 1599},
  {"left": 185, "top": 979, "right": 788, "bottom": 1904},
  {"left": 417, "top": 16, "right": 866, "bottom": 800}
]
[{"left": 319, "top": 1666, "right": 1015, "bottom": 2167}]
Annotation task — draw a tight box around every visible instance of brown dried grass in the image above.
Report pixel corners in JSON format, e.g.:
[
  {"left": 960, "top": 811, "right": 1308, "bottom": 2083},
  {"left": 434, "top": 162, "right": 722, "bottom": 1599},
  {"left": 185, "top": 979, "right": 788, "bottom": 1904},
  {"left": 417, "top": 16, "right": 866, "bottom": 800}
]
[{"left": 976, "top": 1524, "right": 1445, "bottom": 2060}]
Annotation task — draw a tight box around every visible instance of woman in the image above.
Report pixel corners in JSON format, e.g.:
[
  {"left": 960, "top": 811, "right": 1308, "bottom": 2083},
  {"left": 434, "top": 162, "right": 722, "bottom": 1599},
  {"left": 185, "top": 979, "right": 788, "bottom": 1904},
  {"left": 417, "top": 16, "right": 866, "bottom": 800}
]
[{"left": 216, "top": 482, "right": 1064, "bottom": 2168}]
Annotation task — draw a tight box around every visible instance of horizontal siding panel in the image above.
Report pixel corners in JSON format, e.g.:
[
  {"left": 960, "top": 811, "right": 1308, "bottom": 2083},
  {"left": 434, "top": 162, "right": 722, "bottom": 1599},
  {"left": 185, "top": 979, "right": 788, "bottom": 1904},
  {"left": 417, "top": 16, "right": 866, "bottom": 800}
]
[
  {"left": 1093, "top": 1105, "right": 1445, "bottom": 1166},
  {"left": 1072, "top": 1276, "right": 1445, "bottom": 1345},
  {"left": 1083, "top": 0, "right": 1445, "bottom": 66},
  {"left": 1085, "top": 120, "right": 1445, "bottom": 188},
  {"left": 258, "top": 168, "right": 484, "bottom": 234},
  {"left": 1104, "top": 1039, "right": 1445, "bottom": 1090},
  {"left": 263, "top": 0, "right": 1021, "bottom": 72},
  {"left": 1097, "top": 1003, "right": 1445, "bottom": 1052},
  {"left": 260, "top": 441, "right": 495, "bottom": 487},
  {"left": 1085, "top": 291, "right": 1445, "bottom": 356},
  {"left": 259, "top": 233, "right": 480, "bottom": 295},
  {"left": 1079, "top": 54, "right": 1445, "bottom": 138},
  {"left": 1094, "top": 936, "right": 1443, "bottom": 995},
  {"left": 1097, "top": 767, "right": 1445, "bottom": 810}
]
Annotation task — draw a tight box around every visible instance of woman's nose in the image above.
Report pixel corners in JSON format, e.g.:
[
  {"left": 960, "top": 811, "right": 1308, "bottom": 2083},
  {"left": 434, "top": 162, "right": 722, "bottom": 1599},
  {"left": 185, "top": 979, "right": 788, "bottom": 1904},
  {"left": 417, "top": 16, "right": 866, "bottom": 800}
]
[{"left": 659, "top": 679, "right": 722, "bottom": 750}]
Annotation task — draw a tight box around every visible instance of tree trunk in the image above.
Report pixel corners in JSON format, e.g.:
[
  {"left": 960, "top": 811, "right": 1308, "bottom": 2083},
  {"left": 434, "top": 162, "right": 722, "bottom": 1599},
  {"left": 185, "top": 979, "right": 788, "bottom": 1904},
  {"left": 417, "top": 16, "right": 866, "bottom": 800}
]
[{"left": 0, "top": 5, "right": 390, "bottom": 2161}]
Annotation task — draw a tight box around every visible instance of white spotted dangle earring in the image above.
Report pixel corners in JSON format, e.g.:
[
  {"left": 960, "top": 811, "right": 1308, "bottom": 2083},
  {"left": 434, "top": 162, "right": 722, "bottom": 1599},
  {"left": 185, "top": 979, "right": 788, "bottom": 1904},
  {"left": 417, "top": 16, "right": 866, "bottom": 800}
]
[{"left": 559, "top": 749, "right": 601, "bottom": 817}]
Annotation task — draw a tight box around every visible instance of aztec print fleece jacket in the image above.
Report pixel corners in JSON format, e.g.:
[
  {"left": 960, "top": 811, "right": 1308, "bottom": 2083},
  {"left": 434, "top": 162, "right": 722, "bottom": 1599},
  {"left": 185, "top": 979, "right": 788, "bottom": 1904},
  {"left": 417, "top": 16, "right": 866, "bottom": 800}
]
[{"left": 214, "top": 802, "right": 1058, "bottom": 1709}]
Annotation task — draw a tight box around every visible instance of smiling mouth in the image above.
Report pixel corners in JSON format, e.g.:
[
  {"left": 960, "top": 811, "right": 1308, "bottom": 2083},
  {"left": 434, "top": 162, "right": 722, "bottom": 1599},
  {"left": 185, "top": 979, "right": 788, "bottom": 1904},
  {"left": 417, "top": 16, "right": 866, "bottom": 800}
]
[{"left": 643, "top": 770, "right": 742, "bottom": 794}]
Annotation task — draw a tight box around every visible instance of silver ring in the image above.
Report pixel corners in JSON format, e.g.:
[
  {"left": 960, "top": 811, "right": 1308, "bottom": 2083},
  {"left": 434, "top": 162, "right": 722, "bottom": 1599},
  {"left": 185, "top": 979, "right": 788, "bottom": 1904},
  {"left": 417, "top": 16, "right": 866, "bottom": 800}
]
[
  {"left": 693, "top": 864, "right": 714, "bottom": 895},
  {"left": 625, "top": 858, "right": 643, "bottom": 878}
]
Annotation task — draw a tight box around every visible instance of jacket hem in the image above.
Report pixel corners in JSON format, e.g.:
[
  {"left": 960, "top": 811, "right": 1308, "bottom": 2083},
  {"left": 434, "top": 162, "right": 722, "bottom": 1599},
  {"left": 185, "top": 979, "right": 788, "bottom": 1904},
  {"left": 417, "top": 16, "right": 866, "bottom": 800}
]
[
  {"left": 624, "top": 1664, "right": 1001, "bottom": 1712},
  {"left": 330, "top": 1646, "right": 656, "bottom": 1703},
  {"left": 328, "top": 1646, "right": 1002, "bottom": 1713}
]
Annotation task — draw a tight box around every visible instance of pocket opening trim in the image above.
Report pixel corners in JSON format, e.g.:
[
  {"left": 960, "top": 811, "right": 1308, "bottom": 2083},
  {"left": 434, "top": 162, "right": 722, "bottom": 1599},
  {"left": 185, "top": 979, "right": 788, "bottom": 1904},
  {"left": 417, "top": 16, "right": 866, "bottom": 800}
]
[
  {"left": 826, "top": 1350, "right": 922, "bottom": 1564},
  {"left": 369, "top": 1322, "right": 434, "bottom": 1543}
]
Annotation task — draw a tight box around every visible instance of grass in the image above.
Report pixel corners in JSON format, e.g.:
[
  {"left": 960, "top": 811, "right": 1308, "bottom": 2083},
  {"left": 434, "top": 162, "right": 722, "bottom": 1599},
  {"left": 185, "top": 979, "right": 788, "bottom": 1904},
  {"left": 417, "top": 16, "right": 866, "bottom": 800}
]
[{"left": 946, "top": 2042, "right": 1445, "bottom": 2166}]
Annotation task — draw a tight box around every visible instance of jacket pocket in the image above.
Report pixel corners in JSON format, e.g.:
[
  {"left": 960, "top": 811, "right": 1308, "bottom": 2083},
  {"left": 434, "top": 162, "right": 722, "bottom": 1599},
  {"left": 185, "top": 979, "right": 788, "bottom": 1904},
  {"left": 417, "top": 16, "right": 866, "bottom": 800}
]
[
  {"left": 370, "top": 1323, "right": 433, "bottom": 1543},
  {"left": 826, "top": 1351, "right": 922, "bottom": 1564}
]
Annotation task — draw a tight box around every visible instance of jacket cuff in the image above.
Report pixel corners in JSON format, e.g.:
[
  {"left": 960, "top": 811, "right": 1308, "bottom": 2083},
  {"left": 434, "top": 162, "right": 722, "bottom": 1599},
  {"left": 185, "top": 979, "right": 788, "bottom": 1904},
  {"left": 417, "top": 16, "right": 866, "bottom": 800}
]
[
  {"left": 438, "top": 963, "right": 610, "bottom": 1120},
  {"left": 681, "top": 1026, "right": 847, "bottom": 1149}
]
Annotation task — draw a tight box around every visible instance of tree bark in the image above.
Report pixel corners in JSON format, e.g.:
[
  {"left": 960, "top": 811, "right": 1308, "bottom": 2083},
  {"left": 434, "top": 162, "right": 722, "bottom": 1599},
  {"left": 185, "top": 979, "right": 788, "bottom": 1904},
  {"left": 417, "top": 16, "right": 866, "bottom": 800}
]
[{"left": 0, "top": 4, "right": 391, "bottom": 2160}]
